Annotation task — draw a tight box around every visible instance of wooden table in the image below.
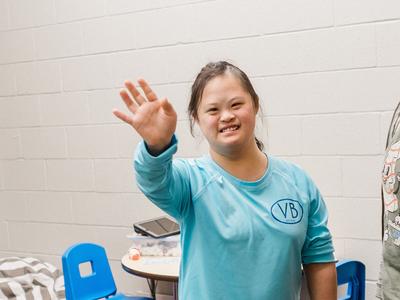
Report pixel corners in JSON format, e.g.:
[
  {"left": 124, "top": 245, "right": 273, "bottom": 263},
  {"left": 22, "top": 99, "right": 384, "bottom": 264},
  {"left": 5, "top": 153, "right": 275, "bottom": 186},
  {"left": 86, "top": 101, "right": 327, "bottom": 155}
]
[{"left": 121, "top": 254, "right": 180, "bottom": 300}]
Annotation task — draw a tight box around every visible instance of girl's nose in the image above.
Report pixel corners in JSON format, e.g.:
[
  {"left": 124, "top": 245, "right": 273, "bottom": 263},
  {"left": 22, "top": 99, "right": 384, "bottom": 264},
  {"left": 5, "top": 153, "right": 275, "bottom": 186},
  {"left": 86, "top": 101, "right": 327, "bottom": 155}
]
[{"left": 220, "top": 110, "right": 235, "bottom": 122}]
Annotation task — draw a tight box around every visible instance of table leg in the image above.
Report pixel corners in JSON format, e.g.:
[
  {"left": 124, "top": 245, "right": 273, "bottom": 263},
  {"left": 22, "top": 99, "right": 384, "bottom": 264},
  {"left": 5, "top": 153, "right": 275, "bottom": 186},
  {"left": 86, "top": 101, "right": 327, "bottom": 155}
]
[
  {"left": 146, "top": 278, "right": 157, "bottom": 299},
  {"left": 172, "top": 281, "right": 178, "bottom": 300}
]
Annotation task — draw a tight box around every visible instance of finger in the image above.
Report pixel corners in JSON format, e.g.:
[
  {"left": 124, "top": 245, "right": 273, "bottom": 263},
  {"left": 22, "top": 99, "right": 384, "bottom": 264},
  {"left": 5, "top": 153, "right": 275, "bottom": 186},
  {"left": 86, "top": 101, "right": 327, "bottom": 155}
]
[
  {"left": 160, "top": 98, "right": 176, "bottom": 116},
  {"left": 112, "top": 109, "right": 135, "bottom": 126},
  {"left": 125, "top": 80, "right": 146, "bottom": 105},
  {"left": 138, "top": 78, "right": 158, "bottom": 102},
  {"left": 119, "top": 89, "right": 138, "bottom": 113}
]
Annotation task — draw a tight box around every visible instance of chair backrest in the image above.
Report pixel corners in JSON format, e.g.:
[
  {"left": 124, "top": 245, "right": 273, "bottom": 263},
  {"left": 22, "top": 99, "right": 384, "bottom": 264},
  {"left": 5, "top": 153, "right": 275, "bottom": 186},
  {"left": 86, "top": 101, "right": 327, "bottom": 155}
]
[
  {"left": 62, "top": 243, "right": 117, "bottom": 300},
  {"left": 336, "top": 260, "right": 365, "bottom": 300}
]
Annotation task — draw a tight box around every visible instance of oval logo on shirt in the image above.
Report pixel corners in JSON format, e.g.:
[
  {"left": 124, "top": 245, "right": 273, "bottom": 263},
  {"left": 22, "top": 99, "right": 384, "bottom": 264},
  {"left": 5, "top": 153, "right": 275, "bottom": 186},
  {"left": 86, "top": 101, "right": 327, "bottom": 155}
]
[{"left": 271, "top": 199, "right": 303, "bottom": 224}]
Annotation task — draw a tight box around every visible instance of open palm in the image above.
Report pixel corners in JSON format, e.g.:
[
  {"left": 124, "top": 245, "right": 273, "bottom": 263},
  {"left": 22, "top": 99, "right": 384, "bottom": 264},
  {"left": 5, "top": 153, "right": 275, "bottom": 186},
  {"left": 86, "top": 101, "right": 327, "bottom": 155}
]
[{"left": 113, "top": 79, "right": 177, "bottom": 153}]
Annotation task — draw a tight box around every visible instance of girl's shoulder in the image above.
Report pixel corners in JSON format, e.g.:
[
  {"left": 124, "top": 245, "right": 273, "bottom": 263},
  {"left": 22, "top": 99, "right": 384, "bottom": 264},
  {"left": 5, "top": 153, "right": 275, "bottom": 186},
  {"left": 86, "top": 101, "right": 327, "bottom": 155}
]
[
  {"left": 173, "top": 156, "right": 218, "bottom": 177},
  {"left": 172, "top": 155, "right": 218, "bottom": 178},
  {"left": 173, "top": 156, "right": 223, "bottom": 196},
  {"left": 269, "top": 155, "right": 307, "bottom": 177},
  {"left": 268, "top": 155, "right": 318, "bottom": 191}
]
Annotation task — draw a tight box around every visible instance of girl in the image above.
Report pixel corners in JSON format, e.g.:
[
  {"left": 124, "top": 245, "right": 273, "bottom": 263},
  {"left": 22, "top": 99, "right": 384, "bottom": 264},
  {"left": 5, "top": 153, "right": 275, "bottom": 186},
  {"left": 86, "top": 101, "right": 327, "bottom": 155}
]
[{"left": 113, "top": 61, "right": 337, "bottom": 299}]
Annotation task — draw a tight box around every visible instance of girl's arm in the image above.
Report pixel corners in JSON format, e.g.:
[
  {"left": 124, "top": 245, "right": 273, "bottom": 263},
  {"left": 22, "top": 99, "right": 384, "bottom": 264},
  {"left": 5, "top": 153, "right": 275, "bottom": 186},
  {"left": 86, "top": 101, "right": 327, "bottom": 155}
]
[
  {"left": 298, "top": 169, "right": 337, "bottom": 299},
  {"left": 114, "top": 79, "right": 189, "bottom": 220},
  {"left": 303, "top": 262, "right": 337, "bottom": 300},
  {"left": 134, "top": 136, "right": 191, "bottom": 221}
]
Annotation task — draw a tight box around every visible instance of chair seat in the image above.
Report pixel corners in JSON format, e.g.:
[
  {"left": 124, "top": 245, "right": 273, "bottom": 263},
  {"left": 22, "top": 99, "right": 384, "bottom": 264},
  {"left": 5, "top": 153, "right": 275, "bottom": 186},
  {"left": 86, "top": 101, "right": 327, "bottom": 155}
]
[{"left": 110, "top": 293, "right": 153, "bottom": 300}]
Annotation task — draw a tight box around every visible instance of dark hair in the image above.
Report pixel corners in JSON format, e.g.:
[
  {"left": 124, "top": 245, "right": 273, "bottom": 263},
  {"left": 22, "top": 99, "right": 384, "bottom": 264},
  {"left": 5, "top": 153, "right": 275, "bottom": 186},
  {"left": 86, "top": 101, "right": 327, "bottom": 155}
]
[{"left": 188, "top": 61, "right": 264, "bottom": 151}]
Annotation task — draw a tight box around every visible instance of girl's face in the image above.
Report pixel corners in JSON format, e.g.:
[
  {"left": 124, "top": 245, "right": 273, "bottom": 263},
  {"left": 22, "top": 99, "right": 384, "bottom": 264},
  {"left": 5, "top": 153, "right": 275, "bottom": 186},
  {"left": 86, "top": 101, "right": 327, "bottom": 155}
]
[{"left": 196, "top": 72, "right": 258, "bottom": 156}]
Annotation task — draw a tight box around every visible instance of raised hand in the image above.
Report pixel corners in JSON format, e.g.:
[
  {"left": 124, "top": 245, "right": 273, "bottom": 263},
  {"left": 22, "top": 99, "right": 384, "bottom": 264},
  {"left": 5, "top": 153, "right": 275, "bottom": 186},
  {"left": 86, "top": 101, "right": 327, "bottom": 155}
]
[{"left": 113, "top": 79, "right": 177, "bottom": 155}]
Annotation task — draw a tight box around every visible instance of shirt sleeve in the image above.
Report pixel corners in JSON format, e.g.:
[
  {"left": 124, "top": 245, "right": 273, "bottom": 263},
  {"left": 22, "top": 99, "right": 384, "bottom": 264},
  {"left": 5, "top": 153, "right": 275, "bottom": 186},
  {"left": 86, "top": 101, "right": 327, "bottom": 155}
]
[
  {"left": 133, "top": 135, "right": 191, "bottom": 222},
  {"left": 301, "top": 177, "right": 336, "bottom": 264}
]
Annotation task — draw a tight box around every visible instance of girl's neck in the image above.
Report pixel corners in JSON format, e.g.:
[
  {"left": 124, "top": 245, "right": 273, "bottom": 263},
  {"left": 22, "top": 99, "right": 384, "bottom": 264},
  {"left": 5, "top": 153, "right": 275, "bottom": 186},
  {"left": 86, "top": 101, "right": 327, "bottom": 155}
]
[{"left": 210, "top": 142, "right": 268, "bottom": 182}]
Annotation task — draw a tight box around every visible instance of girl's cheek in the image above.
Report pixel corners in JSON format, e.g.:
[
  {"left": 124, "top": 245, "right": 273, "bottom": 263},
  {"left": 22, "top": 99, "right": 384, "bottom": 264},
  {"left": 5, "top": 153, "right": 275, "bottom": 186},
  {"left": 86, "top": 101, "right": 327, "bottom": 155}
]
[{"left": 210, "top": 116, "right": 220, "bottom": 126}]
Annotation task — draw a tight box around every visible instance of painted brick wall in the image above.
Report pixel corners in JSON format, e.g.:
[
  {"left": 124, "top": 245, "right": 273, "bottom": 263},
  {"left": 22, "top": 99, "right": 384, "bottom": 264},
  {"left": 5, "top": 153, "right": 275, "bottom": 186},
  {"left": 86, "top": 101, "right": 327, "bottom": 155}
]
[{"left": 1, "top": 0, "right": 399, "bottom": 298}]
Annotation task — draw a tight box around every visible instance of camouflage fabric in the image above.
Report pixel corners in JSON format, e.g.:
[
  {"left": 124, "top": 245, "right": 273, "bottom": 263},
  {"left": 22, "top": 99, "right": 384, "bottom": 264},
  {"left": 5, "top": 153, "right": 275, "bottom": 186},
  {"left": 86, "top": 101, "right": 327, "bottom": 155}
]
[{"left": 377, "top": 102, "right": 400, "bottom": 299}]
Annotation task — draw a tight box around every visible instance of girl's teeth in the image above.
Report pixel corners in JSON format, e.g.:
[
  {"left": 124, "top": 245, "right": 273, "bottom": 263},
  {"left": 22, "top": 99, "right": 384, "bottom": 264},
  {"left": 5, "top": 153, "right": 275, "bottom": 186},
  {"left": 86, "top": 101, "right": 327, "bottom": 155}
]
[{"left": 222, "top": 126, "right": 237, "bottom": 132}]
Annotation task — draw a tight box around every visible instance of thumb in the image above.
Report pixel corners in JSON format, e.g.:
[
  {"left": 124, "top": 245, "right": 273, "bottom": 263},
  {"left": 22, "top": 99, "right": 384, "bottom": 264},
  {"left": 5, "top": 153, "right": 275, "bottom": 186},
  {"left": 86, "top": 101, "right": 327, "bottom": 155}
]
[{"left": 160, "top": 98, "right": 175, "bottom": 115}]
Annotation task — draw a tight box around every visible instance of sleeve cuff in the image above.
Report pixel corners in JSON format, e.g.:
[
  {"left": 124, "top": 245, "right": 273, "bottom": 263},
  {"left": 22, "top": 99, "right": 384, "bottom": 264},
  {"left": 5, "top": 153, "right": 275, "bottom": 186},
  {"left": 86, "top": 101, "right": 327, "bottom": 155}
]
[
  {"left": 302, "top": 251, "right": 336, "bottom": 264},
  {"left": 135, "top": 134, "right": 178, "bottom": 166}
]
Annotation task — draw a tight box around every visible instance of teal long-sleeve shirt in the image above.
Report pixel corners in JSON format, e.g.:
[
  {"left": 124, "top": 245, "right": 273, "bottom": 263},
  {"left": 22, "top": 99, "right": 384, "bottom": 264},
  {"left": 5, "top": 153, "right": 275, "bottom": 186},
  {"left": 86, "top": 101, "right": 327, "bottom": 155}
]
[{"left": 134, "top": 136, "right": 335, "bottom": 300}]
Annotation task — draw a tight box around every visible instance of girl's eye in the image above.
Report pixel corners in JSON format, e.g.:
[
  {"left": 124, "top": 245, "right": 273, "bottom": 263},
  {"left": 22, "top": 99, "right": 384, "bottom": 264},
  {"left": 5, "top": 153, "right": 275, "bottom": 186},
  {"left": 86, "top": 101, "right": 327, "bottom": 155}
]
[
  {"left": 207, "top": 108, "right": 218, "bottom": 113},
  {"left": 232, "top": 103, "right": 242, "bottom": 108}
]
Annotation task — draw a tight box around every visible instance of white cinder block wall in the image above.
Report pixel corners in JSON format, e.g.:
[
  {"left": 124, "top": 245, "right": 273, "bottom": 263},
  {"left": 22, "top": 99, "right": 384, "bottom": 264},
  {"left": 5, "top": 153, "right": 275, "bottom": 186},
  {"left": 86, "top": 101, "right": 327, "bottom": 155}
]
[{"left": 1, "top": 0, "right": 400, "bottom": 298}]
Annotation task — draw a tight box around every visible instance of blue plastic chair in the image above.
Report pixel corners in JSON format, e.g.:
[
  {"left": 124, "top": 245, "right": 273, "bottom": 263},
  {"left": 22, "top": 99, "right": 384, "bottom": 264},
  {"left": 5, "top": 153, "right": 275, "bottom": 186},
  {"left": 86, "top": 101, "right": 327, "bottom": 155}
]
[
  {"left": 336, "top": 260, "right": 365, "bottom": 300},
  {"left": 62, "top": 243, "right": 152, "bottom": 300}
]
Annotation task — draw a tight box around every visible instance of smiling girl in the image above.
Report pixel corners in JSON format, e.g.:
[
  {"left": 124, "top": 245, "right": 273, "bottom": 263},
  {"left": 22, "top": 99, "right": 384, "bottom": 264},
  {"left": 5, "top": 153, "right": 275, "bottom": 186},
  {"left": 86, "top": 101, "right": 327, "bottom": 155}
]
[{"left": 113, "top": 61, "right": 337, "bottom": 300}]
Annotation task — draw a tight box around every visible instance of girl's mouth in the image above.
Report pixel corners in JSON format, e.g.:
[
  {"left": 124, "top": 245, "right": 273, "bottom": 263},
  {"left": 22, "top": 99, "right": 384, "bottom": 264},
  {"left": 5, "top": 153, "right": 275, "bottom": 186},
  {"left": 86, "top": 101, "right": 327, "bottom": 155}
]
[{"left": 220, "top": 125, "right": 240, "bottom": 133}]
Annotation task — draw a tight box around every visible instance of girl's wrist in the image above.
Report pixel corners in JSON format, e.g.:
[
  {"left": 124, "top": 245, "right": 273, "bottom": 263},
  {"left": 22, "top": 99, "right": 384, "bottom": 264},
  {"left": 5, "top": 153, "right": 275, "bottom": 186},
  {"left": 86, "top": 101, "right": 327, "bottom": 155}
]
[{"left": 146, "top": 137, "right": 174, "bottom": 156}]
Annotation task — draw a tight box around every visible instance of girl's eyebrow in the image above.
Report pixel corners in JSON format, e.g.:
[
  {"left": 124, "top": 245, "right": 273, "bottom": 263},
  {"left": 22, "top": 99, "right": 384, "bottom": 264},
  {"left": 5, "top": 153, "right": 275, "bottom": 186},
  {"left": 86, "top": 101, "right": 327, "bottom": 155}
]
[
  {"left": 229, "top": 96, "right": 244, "bottom": 102},
  {"left": 206, "top": 102, "right": 218, "bottom": 106},
  {"left": 203, "top": 100, "right": 219, "bottom": 107},
  {"left": 205, "top": 96, "right": 245, "bottom": 106}
]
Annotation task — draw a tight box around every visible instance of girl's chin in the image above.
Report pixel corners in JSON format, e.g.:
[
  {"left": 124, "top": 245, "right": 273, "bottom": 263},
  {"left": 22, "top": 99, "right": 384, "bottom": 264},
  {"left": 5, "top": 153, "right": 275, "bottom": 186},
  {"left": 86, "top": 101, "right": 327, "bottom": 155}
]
[
  {"left": 217, "top": 136, "right": 241, "bottom": 146},
  {"left": 212, "top": 139, "right": 246, "bottom": 153}
]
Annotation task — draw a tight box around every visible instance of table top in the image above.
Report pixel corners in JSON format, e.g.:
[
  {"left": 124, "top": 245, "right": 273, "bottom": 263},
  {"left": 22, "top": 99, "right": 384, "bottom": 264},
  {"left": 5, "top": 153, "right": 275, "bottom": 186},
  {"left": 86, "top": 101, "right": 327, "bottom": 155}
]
[{"left": 121, "top": 254, "right": 180, "bottom": 282}]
